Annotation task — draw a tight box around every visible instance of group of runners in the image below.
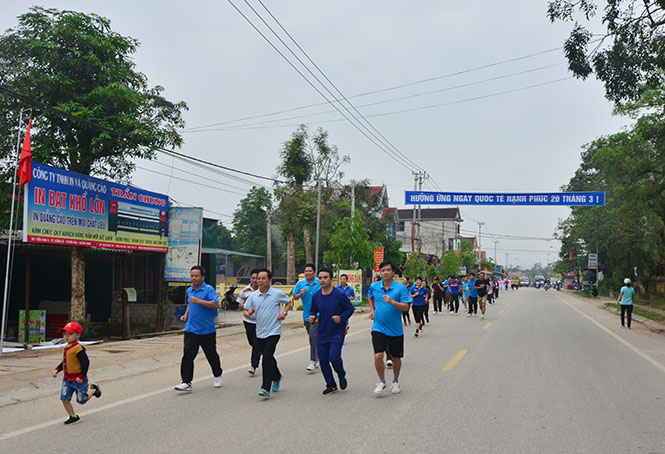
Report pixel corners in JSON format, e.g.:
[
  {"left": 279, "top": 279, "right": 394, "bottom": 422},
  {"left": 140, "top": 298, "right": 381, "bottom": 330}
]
[{"left": 172, "top": 263, "right": 511, "bottom": 400}]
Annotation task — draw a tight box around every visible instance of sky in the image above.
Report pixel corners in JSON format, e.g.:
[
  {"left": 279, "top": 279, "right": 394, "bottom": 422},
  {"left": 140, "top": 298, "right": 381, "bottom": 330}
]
[{"left": 1, "top": 1, "right": 630, "bottom": 268}]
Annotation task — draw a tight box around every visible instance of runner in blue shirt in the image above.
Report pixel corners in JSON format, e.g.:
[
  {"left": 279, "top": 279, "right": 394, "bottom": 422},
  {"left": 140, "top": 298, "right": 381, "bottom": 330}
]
[
  {"left": 335, "top": 273, "right": 356, "bottom": 336},
  {"left": 617, "top": 278, "right": 636, "bottom": 329},
  {"left": 310, "top": 268, "right": 355, "bottom": 395},
  {"left": 293, "top": 264, "right": 321, "bottom": 371},
  {"left": 175, "top": 266, "right": 223, "bottom": 392},
  {"left": 409, "top": 277, "right": 427, "bottom": 337},
  {"left": 368, "top": 261, "right": 412, "bottom": 395},
  {"left": 467, "top": 273, "right": 478, "bottom": 316},
  {"left": 446, "top": 275, "right": 462, "bottom": 315}
]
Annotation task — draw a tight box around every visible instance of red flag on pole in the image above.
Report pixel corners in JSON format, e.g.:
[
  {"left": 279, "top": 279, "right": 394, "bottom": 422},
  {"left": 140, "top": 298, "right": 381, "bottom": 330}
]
[
  {"left": 18, "top": 119, "right": 32, "bottom": 186},
  {"left": 569, "top": 250, "right": 572, "bottom": 261}
]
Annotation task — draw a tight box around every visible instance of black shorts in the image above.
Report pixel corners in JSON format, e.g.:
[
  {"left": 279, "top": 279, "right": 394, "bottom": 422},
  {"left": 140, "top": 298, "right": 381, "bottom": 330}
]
[{"left": 371, "top": 331, "right": 404, "bottom": 358}]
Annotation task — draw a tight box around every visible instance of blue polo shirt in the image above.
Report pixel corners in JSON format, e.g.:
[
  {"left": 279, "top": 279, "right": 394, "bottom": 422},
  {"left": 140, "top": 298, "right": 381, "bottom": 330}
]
[
  {"left": 310, "top": 287, "right": 355, "bottom": 340},
  {"left": 243, "top": 287, "right": 291, "bottom": 339},
  {"left": 334, "top": 284, "right": 356, "bottom": 301},
  {"left": 410, "top": 286, "right": 427, "bottom": 306},
  {"left": 620, "top": 286, "right": 635, "bottom": 305},
  {"left": 468, "top": 279, "right": 478, "bottom": 298},
  {"left": 293, "top": 277, "right": 321, "bottom": 322},
  {"left": 463, "top": 281, "right": 470, "bottom": 296},
  {"left": 368, "top": 280, "right": 412, "bottom": 336},
  {"left": 185, "top": 283, "right": 220, "bottom": 335}
]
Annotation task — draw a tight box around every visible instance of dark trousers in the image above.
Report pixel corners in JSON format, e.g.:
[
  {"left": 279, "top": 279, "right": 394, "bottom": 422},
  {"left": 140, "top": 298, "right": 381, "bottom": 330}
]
[
  {"left": 402, "top": 310, "right": 411, "bottom": 324},
  {"left": 243, "top": 321, "right": 261, "bottom": 369},
  {"left": 180, "top": 331, "right": 222, "bottom": 384},
  {"left": 433, "top": 295, "right": 443, "bottom": 312},
  {"left": 468, "top": 296, "right": 478, "bottom": 314},
  {"left": 304, "top": 321, "right": 318, "bottom": 362},
  {"left": 317, "top": 335, "right": 346, "bottom": 388},
  {"left": 449, "top": 294, "right": 460, "bottom": 313},
  {"left": 423, "top": 302, "right": 430, "bottom": 323},
  {"left": 255, "top": 335, "right": 281, "bottom": 391},
  {"left": 621, "top": 305, "right": 633, "bottom": 328}
]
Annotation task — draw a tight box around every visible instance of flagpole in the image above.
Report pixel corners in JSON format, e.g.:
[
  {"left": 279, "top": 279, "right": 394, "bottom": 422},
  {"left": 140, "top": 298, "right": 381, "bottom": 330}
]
[{"left": 1, "top": 110, "right": 25, "bottom": 355}]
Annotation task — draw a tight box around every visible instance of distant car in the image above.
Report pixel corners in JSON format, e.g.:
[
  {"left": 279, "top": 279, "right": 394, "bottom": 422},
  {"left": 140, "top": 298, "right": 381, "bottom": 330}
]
[
  {"left": 520, "top": 277, "right": 530, "bottom": 287},
  {"left": 534, "top": 275, "right": 545, "bottom": 288}
]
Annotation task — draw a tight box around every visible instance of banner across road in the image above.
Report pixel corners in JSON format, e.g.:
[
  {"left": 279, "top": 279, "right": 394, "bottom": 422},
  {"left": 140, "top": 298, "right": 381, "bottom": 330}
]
[{"left": 405, "top": 191, "right": 605, "bottom": 206}]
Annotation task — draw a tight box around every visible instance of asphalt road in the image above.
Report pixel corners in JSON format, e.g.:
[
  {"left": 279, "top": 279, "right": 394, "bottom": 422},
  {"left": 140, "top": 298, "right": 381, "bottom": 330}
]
[{"left": 2, "top": 288, "right": 665, "bottom": 453}]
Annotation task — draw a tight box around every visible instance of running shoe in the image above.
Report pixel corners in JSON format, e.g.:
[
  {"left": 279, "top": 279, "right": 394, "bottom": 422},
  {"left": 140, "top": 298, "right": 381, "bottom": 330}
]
[
  {"left": 386, "top": 359, "right": 393, "bottom": 368},
  {"left": 467, "top": 313, "right": 472, "bottom": 317},
  {"left": 315, "top": 360, "right": 320, "bottom": 369},
  {"left": 322, "top": 386, "right": 338, "bottom": 395},
  {"left": 258, "top": 389, "right": 270, "bottom": 398},
  {"left": 339, "top": 376, "right": 348, "bottom": 390},
  {"left": 174, "top": 382, "right": 192, "bottom": 392},
  {"left": 374, "top": 382, "right": 386, "bottom": 395},
  {"left": 214, "top": 376, "right": 222, "bottom": 388},
  {"left": 414, "top": 329, "right": 419, "bottom": 337},
  {"left": 390, "top": 382, "right": 401, "bottom": 394},
  {"left": 481, "top": 314, "right": 485, "bottom": 320},
  {"left": 248, "top": 367, "right": 256, "bottom": 375},
  {"left": 306, "top": 361, "right": 316, "bottom": 371},
  {"left": 89, "top": 383, "right": 101, "bottom": 398},
  {"left": 64, "top": 415, "right": 80, "bottom": 425},
  {"left": 271, "top": 374, "right": 283, "bottom": 392}
]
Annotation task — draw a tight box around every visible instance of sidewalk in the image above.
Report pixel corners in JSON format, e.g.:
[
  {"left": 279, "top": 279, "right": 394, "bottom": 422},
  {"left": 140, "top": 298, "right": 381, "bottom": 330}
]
[
  {"left": 568, "top": 292, "right": 665, "bottom": 334},
  {"left": 0, "top": 310, "right": 307, "bottom": 409}
]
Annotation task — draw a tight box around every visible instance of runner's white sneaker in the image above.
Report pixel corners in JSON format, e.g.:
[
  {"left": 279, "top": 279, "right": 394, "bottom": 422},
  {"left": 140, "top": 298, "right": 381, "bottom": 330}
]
[
  {"left": 374, "top": 382, "right": 386, "bottom": 395},
  {"left": 386, "top": 359, "right": 393, "bottom": 368},
  {"left": 174, "top": 382, "right": 192, "bottom": 392},
  {"left": 306, "top": 361, "right": 316, "bottom": 371},
  {"left": 481, "top": 314, "right": 485, "bottom": 320},
  {"left": 213, "top": 376, "right": 222, "bottom": 388},
  {"left": 315, "top": 360, "right": 320, "bottom": 369},
  {"left": 390, "top": 382, "right": 401, "bottom": 394},
  {"left": 248, "top": 367, "right": 256, "bottom": 375}
]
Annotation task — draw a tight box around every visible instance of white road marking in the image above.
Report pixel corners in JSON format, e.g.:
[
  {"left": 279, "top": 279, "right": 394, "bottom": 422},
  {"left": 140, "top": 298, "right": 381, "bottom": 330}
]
[
  {"left": 0, "top": 327, "right": 372, "bottom": 441},
  {"left": 554, "top": 293, "right": 665, "bottom": 376}
]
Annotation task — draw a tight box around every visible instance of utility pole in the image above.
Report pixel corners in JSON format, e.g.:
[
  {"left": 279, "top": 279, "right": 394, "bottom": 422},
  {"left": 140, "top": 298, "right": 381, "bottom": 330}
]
[
  {"left": 411, "top": 172, "right": 418, "bottom": 253},
  {"left": 477, "top": 221, "right": 485, "bottom": 263},
  {"left": 350, "top": 182, "right": 355, "bottom": 217},
  {"left": 314, "top": 181, "right": 322, "bottom": 270},
  {"left": 266, "top": 206, "right": 272, "bottom": 270},
  {"left": 416, "top": 172, "right": 428, "bottom": 253},
  {"left": 494, "top": 240, "right": 499, "bottom": 269}
]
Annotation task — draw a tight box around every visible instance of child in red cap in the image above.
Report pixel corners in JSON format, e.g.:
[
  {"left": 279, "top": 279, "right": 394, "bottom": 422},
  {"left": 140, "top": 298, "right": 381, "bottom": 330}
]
[{"left": 52, "top": 321, "right": 101, "bottom": 424}]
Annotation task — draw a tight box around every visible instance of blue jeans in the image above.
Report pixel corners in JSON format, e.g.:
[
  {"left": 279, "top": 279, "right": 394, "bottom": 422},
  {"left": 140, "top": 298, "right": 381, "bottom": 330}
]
[
  {"left": 317, "top": 334, "right": 345, "bottom": 388},
  {"left": 60, "top": 378, "right": 89, "bottom": 404}
]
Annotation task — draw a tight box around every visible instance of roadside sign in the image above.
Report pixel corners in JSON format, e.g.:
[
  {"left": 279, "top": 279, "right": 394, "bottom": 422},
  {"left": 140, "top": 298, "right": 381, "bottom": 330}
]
[
  {"left": 588, "top": 253, "right": 598, "bottom": 270},
  {"left": 373, "top": 247, "right": 384, "bottom": 272}
]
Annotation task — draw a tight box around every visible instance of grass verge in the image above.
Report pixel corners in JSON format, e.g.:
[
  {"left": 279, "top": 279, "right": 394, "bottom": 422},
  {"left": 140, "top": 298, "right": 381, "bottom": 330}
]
[{"left": 603, "top": 303, "right": 665, "bottom": 323}]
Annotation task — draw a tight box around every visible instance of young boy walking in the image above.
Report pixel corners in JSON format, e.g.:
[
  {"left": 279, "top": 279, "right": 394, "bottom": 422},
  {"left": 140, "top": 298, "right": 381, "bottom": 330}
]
[{"left": 52, "top": 321, "right": 101, "bottom": 424}]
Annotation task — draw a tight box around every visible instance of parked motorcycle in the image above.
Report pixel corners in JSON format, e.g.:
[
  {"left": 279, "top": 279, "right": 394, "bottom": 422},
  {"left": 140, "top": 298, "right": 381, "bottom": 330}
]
[
  {"left": 223, "top": 285, "right": 239, "bottom": 310},
  {"left": 544, "top": 282, "right": 551, "bottom": 291}
]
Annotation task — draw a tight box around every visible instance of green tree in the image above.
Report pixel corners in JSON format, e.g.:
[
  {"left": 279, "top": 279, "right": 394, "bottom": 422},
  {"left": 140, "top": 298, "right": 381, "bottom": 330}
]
[
  {"left": 547, "top": 0, "right": 665, "bottom": 103},
  {"left": 232, "top": 187, "right": 272, "bottom": 256},
  {"left": 403, "top": 253, "right": 427, "bottom": 280},
  {"left": 0, "top": 7, "right": 186, "bottom": 322},
  {"left": 324, "top": 210, "right": 376, "bottom": 270},
  {"left": 459, "top": 239, "right": 477, "bottom": 272},
  {"left": 439, "top": 251, "right": 462, "bottom": 278},
  {"left": 216, "top": 223, "right": 233, "bottom": 250}
]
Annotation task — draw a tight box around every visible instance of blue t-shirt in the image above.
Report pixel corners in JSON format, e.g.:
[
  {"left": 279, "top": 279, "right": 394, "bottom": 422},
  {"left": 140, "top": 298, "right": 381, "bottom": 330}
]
[
  {"left": 463, "top": 281, "right": 470, "bottom": 296},
  {"left": 293, "top": 278, "right": 321, "bottom": 322},
  {"left": 185, "top": 283, "right": 220, "bottom": 335},
  {"left": 447, "top": 280, "right": 461, "bottom": 295},
  {"left": 620, "top": 286, "right": 635, "bottom": 305},
  {"left": 310, "top": 287, "right": 355, "bottom": 340},
  {"left": 335, "top": 284, "right": 356, "bottom": 300},
  {"left": 468, "top": 279, "right": 478, "bottom": 298},
  {"left": 410, "top": 286, "right": 427, "bottom": 306},
  {"left": 368, "top": 280, "right": 412, "bottom": 336},
  {"left": 243, "top": 287, "right": 291, "bottom": 338}
]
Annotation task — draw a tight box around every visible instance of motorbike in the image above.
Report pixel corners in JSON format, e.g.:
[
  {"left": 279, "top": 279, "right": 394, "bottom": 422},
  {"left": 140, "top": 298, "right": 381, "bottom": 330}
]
[
  {"left": 223, "top": 285, "right": 239, "bottom": 310},
  {"left": 544, "top": 282, "right": 551, "bottom": 291}
]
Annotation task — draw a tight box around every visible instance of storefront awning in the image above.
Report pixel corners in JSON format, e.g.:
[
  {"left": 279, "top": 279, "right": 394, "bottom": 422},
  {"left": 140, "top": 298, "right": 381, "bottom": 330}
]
[{"left": 200, "top": 247, "right": 264, "bottom": 259}]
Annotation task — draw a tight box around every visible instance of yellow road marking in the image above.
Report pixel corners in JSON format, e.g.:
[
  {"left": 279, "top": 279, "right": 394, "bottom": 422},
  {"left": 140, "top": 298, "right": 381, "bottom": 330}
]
[
  {"left": 443, "top": 349, "right": 468, "bottom": 371},
  {"left": 507, "top": 303, "right": 511, "bottom": 307},
  {"left": 498, "top": 309, "right": 504, "bottom": 314},
  {"left": 483, "top": 322, "right": 492, "bottom": 330}
]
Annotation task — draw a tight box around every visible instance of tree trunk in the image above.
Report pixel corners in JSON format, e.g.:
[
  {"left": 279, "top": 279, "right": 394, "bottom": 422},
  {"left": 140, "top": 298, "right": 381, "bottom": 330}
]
[
  {"left": 303, "top": 225, "right": 313, "bottom": 265},
  {"left": 286, "top": 231, "right": 296, "bottom": 285},
  {"left": 70, "top": 246, "right": 86, "bottom": 321}
]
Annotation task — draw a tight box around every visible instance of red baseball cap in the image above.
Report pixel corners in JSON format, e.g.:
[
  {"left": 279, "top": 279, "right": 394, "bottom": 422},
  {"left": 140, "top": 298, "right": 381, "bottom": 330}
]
[{"left": 59, "top": 321, "right": 83, "bottom": 334}]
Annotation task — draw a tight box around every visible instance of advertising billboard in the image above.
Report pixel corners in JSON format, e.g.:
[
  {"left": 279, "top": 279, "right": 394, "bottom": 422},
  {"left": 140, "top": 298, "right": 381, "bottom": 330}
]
[
  {"left": 165, "top": 207, "right": 203, "bottom": 282},
  {"left": 339, "top": 269, "right": 362, "bottom": 307},
  {"left": 23, "top": 162, "right": 169, "bottom": 251}
]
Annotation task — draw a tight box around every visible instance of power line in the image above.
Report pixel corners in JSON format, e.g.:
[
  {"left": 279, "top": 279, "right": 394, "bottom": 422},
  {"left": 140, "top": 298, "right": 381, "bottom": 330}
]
[
  {"left": 189, "top": 77, "right": 573, "bottom": 132},
  {"left": 134, "top": 165, "right": 248, "bottom": 196},
  {"left": 184, "top": 63, "right": 564, "bottom": 132},
  {"left": 184, "top": 44, "right": 572, "bottom": 131},
  {"left": 227, "top": 0, "right": 421, "bottom": 173},
  {"left": 0, "top": 84, "right": 285, "bottom": 185}
]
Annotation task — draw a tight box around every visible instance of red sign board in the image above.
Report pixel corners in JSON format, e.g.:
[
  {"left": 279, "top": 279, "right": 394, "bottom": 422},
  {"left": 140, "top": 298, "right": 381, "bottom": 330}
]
[{"left": 373, "top": 246, "right": 384, "bottom": 271}]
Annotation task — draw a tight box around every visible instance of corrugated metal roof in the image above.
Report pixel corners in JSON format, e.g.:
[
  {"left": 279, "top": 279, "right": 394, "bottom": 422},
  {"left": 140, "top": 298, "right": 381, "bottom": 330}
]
[{"left": 201, "top": 247, "right": 265, "bottom": 259}]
